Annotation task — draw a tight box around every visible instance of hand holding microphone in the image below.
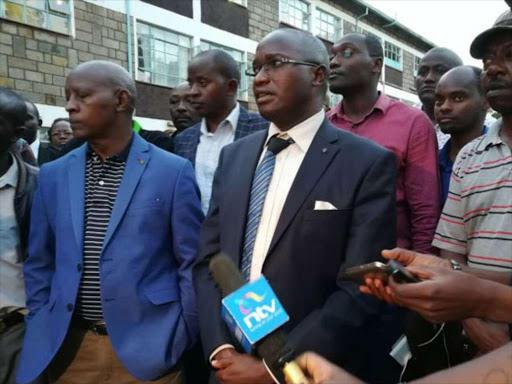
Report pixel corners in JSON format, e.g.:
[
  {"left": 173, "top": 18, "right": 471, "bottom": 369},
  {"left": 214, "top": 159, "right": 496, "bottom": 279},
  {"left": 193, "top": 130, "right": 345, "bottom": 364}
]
[{"left": 209, "top": 254, "right": 309, "bottom": 384}]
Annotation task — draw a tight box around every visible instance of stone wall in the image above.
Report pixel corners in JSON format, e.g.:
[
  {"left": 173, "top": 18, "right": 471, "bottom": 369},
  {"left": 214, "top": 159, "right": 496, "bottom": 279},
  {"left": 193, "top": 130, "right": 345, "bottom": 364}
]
[{"left": 0, "top": 0, "right": 132, "bottom": 107}]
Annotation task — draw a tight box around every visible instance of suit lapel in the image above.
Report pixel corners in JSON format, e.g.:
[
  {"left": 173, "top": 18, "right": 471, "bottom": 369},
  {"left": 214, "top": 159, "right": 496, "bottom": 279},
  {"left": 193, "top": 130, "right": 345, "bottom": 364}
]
[
  {"left": 266, "top": 119, "right": 340, "bottom": 256},
  {"left": 229, "top": 130, "right": 267, "bottom": 266},
  {"left": 101, "top": 134, "right": 149, "bottom": 253},
  {"left": 68, "top": 144, "right": 87, "bottom": 256}
]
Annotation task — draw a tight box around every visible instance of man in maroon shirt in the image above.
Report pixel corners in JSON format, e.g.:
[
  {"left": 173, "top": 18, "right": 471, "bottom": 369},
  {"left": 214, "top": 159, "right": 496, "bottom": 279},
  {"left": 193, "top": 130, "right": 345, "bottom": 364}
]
[{"left": 328, "top": 33, "right": 440, "bottom": 253}]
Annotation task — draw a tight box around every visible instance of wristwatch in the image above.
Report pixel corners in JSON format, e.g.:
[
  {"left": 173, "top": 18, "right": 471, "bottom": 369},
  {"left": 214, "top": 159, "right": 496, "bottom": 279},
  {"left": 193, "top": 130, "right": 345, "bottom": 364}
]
[{"left": 449, "top": 259, "right": 462, "bottom": 271}]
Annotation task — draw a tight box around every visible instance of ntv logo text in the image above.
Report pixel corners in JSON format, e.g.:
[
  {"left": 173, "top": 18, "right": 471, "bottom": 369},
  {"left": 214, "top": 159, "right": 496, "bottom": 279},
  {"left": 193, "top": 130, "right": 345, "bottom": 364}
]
[{"left": 238, "top": 292, "right": 280, "bottom": 330}]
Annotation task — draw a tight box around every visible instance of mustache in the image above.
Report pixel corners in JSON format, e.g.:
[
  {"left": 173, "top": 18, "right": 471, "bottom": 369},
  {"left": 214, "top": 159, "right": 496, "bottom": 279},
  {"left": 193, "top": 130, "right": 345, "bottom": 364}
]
[{"left": 486, "top": 80, "right": 509, "bottom": 90}]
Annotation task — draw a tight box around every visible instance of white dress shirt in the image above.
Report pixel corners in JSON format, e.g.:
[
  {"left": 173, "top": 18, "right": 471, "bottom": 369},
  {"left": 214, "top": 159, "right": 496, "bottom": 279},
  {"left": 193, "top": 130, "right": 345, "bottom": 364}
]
[
  {"left": 0, "top": 154, "right": 26, "bottom": 311},
  {"left": 30, "top": 138, "right": 40, "bottom": 160},
  {"left": 195, "top": 103, "right": 240, "bottom": 214},
  {"left": 209, "top": 109, "right": 325, "bottom": 365},
  {"left": 249, "top": 109, "right": 325, "bottom": 280}
]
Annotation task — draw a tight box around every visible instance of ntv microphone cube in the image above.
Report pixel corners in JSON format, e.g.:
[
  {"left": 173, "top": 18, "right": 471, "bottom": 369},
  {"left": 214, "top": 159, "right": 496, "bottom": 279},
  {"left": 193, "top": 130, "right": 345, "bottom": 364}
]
[{"left": 221, "top": 276, "right": 290, "bottom": 353}]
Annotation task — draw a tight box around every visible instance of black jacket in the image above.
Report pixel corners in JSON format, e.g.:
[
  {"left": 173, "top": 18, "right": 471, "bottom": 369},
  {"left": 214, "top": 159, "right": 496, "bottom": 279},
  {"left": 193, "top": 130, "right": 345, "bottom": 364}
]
[{"left": 10, "top": 150, "right": 39, "bottom": 262}]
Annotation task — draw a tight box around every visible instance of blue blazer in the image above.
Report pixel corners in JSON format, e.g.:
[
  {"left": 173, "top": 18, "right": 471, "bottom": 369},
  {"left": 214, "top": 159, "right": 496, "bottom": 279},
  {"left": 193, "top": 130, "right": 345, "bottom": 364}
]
[
  {"left": 173, "top": 106, "right": 269, "bottom": 165},
  {"left": 195, "top": 119, "right": 401, "bottom": 383},
  {"left": 17, "top": 134, "right": 203, "bottom": 383}
]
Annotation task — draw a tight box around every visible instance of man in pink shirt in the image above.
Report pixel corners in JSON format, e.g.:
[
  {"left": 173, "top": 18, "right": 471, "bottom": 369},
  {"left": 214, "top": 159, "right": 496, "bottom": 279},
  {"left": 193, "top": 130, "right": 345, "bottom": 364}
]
[{"left": 328, "top": 33, "right": 440, "bottom": 253}]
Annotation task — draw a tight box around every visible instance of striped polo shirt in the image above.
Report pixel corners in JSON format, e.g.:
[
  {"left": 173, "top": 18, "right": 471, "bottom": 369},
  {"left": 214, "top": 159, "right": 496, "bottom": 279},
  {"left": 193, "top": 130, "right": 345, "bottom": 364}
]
[
  {"left": 75, "top": 144, "right": 129, "bottom": 320},
  {"left": 433, "top": 119, "right": 512, "bottom": 271}
]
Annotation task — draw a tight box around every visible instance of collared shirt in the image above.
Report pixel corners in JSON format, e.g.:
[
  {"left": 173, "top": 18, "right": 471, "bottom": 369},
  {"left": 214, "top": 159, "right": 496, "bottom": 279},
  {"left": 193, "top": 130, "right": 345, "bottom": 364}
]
[
  {"left": 435, "top": 124, "right": 451, "bottom": 149},
  {"left": 196, "top": 103, "right": 240, "bottom": 214},
  {"left": 439, "top": 126, "right": 489, "bottom": 206},
  {"left": 0, "top": 154, "right": 26, "bottom": 311},
  {"left": 250, "top": 109, "right": 325, "bottom": 281},
  {"left": 328, "top": 93, "right": 440, "bottom": 253},
  {"left": 75, "top": 141, "right": 131, "bottom": 320},
  {"left": 30, "top": 138, "right": 40, "bottom": 160},
  {"left": 433, "top": 119, "right": 512, "bottom": 271},
  {"left": 209, "top": 109, "right": 325, "bottom": 364}
]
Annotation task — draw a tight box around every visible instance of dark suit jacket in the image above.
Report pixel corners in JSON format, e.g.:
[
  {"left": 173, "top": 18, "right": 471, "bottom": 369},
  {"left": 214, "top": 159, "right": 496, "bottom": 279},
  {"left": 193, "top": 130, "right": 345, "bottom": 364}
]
[
  {"left": 37, "top": 142, "right": 60, "bottom": 165},
  {"left": 194, "top": 118, "right": 399, "bottom": 382},
  {"left": 173, "top": 106, "right": 269, "bottom": 165}
]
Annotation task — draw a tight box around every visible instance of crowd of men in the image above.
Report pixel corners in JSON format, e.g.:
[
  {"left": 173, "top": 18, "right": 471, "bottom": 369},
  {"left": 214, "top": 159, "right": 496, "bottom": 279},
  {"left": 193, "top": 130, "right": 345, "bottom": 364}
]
[{"left": 0, "top": 3, "right": 511, "bottom": 384}]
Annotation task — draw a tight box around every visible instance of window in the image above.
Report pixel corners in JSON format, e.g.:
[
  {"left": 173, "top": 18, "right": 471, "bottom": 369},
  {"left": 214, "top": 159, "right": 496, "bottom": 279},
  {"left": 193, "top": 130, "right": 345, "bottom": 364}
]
[
  {"left": 414, "top": 55, "right": 421, "bottom": 76},
  {"left": 316, "top": 9, "right": 340, "bottom": 42},
  {"left": 0, "top": 0, "right": 72, "bottom": 34},
  {"left": 199, "top": 41, "right": 248, "bottom": 101},
  {"left": 279, "top": 0, "right": 309, "bottom": 31},
  {"left": 137, "top": 22, "right": 192, "bottom": 88},
  {"left": 384, "top": 41, "right": 402, "bottom": 71}
]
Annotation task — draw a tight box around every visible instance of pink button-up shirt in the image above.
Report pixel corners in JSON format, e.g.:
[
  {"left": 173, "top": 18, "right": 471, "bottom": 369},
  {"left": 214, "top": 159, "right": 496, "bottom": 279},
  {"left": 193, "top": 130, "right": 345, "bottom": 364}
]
[{"left": 328, "top": 94, "right": 440, "bottom": 253}]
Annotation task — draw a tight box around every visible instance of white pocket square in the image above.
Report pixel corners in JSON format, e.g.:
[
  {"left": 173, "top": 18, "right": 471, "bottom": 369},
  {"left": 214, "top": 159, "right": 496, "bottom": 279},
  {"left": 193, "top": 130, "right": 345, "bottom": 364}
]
[{"left": 314, "top": 200, "right": 338, "bottom": 210}]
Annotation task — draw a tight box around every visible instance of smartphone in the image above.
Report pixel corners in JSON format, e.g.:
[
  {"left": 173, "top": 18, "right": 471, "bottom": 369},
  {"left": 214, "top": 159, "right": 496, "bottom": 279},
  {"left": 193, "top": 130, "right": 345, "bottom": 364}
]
[
  {"left": 345, "top": 260, "right": 420, "bottom": 285},
  {"left": 387, "top": 260, "right": 421, "bottom": 284},
  {"left": 344, "top": 261, "right": 389, "bottom": 285}
]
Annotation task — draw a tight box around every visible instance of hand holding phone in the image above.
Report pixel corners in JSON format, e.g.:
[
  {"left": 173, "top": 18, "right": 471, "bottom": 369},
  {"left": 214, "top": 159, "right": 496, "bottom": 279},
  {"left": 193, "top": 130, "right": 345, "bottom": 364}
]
[{"left": 345, "top": 260, "right": 420, "bottom": 285}]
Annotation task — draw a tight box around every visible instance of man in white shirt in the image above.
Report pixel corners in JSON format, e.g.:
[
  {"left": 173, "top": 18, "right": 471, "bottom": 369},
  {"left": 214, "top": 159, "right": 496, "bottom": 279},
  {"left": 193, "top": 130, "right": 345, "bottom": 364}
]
[
  {"left": 194, "top": 29, "right": 399, "bottom": 384},
  {"left": 0, "top": 88, "right": 39, "bottom": 384},
  {"left": 173, "top": 49, "right": 268, "bottom": 214}
]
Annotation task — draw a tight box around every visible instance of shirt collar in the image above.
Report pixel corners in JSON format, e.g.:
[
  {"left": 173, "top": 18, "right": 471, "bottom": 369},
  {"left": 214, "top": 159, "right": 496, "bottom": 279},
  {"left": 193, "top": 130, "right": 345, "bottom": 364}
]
[
  {"left": 479, "top": 119, "right": 504, "bottom": 150},
  {"left": 200, "top": 103, "right": 240, "bottom": 136},
  {"left": 0, "top": 153, "right": 19, "bottom": 189},
  {"left": 87, "top": 133, "right": 134, "bottom": 162},
  {"left": 267, "top": 109, "right": 325, "bottom": 153},
  {"left": 330, "top": 92, "right": 391, "bottom": 123}
]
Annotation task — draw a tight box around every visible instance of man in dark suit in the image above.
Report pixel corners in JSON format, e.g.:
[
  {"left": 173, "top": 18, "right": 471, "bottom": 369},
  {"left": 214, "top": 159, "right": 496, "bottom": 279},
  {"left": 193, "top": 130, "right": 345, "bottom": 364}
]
[
  {"left": 17, "top": 61, "right": 202, "bottom": 384},
  {"left": 21, "top": 101, "right": 59, "bottom": 166},
  {"left": 173, "top": 49, "right": 268, "bottom": 214},
  {"left": 194, "top": 29, "right": 399, "bottom": 384}
]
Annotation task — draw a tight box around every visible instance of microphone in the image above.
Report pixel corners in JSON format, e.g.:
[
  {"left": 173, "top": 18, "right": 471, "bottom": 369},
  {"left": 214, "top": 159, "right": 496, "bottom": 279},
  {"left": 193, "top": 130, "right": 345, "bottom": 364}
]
[{"left": 209, "top": 254, "right": 309, "bottom": 384}]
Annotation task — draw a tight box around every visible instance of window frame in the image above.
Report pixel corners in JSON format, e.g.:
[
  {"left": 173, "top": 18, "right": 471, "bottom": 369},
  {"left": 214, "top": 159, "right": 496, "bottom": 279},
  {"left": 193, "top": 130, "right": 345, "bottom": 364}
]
[
  {"left": 279, "top": 0, "right": 310, "bottom": 31},
  {"left": 0, "top": 0, "right": 73, "bottom": 35},
  {"left": 384, "top": 41, "right": 403, "bottom": 72},
  {"left": 136, "top": 21, "right": 193, "bottom": 89},
  {"left": 414, "top": 55, "right": 421, "bottom": 76},
  {"left": 315, "top": 7, "right": 341, "bottom": 43}
]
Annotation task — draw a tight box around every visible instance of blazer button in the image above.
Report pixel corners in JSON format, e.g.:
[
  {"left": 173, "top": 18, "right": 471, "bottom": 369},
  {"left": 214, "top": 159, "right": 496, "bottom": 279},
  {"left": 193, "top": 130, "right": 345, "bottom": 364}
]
[
  {"left": 66, "top": 303, "right": 74, "bottom": 312},
  {"left": 77, "top": 264, "right": 82, "bottom": 272}
]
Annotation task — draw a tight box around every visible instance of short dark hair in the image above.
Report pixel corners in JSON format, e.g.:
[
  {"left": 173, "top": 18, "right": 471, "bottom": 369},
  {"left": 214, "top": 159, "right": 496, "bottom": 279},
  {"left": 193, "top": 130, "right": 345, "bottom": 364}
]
[
  {"left": 364, "top": 35, "right": 383, "bottom": 58},
  {"left": 468, "top": 66, "right": 484, "bottom": 96},
  {"left": 49, "top": 117, "right": 70, "bottom": 136},
  {"left": 193, "top": 49, "right": 241, "bottom": 83},
  {"left": 25, "top": 99, "right": 40, "bottom": 120},
  {"left": 0, "top": 87, "right": 27, "bottom": 128}
]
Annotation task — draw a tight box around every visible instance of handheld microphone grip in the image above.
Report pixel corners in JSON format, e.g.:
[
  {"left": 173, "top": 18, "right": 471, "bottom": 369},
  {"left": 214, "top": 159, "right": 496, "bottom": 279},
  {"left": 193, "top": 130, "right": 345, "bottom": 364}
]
[
  {"left": 209, "top": 254, "right": 310, "bottom": 384},
  {"left": 209, "top": 253, "right": 245, "bottom": 297}
]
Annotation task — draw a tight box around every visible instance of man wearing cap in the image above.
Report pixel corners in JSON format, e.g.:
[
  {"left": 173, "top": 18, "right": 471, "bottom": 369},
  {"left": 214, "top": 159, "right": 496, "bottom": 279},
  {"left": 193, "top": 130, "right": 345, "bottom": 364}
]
[{"left": 432, "top": 6, "right": 512, "bottom": 354}]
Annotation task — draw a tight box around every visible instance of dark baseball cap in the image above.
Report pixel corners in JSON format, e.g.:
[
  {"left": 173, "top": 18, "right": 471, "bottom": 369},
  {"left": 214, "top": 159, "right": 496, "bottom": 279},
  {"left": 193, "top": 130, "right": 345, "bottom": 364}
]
[{"left": 471, "top": 9, "right": 512, "bottom": 59}]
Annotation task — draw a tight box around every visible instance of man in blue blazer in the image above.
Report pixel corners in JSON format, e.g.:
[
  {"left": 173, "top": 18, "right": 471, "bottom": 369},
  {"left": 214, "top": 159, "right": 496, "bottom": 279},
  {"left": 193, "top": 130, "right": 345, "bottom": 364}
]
[
  {"left": 194, "top": 29, "right": 401, "bottom": 384},
  {"left": 173, "top": 49, "right": 268, "bottom": 214},
  {"left": 17, "top": 61, "right": 203, "bottom": 384}
]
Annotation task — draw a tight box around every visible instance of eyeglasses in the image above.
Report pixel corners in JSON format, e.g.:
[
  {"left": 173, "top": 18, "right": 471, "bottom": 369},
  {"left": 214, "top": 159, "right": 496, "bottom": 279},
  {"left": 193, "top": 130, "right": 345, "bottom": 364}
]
[{"left": 245, "top": 58, "right": 320, "bottom": 77}]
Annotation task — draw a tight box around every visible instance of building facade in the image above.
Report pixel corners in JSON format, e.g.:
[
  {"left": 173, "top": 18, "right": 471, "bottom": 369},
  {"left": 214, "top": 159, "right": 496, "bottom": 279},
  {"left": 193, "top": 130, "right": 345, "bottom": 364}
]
[{"left": 0, "top": 0, "right": 435, "bottom": 131}]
